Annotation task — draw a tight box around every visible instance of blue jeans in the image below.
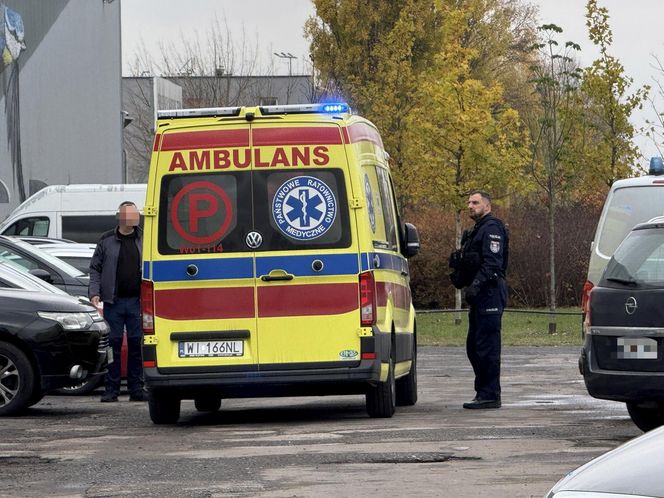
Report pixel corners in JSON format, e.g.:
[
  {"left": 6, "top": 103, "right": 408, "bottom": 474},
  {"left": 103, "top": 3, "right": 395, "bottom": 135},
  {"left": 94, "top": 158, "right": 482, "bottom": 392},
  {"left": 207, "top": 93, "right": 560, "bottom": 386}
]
[{"left": 104, "top": 297, "right": 144, "bottom": 395}]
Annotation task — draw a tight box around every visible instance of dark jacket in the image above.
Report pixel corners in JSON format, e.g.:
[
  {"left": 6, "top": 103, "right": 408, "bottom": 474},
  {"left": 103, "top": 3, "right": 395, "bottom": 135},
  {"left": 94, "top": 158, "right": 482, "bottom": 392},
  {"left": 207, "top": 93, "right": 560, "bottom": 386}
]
[
  {"left": 450, "top": 214, "right": 508, "bottom": 311},
  {"left": 89, "top": 226, "right": 143, "bottom": 304}
]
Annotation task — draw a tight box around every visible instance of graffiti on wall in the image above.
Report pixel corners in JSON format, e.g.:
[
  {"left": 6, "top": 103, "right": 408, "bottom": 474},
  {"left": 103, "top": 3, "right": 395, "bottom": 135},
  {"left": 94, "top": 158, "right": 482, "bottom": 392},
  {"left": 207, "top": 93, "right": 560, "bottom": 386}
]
[{"left": 1, "top": 4, "right": 26, "bottom": 203}]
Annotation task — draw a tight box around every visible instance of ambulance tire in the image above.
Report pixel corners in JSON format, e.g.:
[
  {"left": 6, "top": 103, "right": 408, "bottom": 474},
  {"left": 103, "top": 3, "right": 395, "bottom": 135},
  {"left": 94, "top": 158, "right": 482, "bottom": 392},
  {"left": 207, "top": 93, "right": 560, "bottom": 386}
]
[
  {"left": 148, "top": 391, "right": 181, "bottom": 424},
  {"left": 366, "top": 349, "right": 396, "bottom": 418},
  {"left": 396, "top": 337, "right": 418, "bottom": 407},
  {"left": 194, "top": 397, "right": 221, "bottom": 412}
]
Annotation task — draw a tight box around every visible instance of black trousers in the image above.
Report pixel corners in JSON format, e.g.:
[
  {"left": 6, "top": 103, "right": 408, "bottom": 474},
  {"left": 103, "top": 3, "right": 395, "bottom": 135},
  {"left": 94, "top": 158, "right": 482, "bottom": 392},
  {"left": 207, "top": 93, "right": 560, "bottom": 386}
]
[{"left": 466, "top": 306, "right": 502, "bottom": 400}]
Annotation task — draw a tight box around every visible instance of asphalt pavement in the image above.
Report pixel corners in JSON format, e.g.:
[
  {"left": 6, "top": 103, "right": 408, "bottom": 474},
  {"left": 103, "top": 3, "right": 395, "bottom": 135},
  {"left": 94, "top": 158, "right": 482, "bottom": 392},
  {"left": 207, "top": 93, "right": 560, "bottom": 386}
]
[{"left": 1, "top": 346, "right": 641, "bottom": 497}]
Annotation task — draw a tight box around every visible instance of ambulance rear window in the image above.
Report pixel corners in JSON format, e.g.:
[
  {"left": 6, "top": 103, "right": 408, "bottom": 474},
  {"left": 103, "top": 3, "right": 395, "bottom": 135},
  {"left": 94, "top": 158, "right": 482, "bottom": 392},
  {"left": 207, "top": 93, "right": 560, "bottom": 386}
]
[
  {"left": 255, "top": 169, "right": 351, "bottom": 251},
  {"left": 158, "top": 172, "right": 250, "bottom": 255}
]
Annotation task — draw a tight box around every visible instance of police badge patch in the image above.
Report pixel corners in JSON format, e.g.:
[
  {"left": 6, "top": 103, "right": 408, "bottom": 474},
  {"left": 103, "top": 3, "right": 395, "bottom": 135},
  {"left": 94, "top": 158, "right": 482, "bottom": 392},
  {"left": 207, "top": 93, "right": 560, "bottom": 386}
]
[{"left": 490, "top": 240, "right": 500, "bottom": 253}]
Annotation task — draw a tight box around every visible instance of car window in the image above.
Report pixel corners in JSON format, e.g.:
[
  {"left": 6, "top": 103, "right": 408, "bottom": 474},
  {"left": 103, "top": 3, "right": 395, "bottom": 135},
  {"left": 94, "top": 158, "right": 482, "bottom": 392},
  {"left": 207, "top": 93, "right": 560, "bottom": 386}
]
[
  {"left": 158, "top": 169, "right": 351, "bottom": 254},
  {"left": 62, "top": 215, "right": 137, "bottom": 244},
  {"left": 3, "top": 217, "right": 50, "bottom": 237},
  {"left": 604, "top": 227, "right": 664, "bottom": 285},
  {"left": 58, "top": 256, "right": 91, "bottom": 274},
  {"left": 159, "top": 172, "right": 249, "bottom": 255},
  {"left": 597, "top": 186, "right": 664, "bottom": 257},
  {"left": 0, "top": 261, "right": 68, "bottom": 294},
  {"left": 255, "top": 169, "right": 351, "bottom": 251},
  {"left": 4, "top": 238, "right": 86, "bottom": 278}
]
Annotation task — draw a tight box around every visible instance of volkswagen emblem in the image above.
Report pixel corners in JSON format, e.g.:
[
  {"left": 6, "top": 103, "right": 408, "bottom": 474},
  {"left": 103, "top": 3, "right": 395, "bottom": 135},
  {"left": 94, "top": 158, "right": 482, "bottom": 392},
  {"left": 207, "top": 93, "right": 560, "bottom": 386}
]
[
  {"left": 625, "top": 296, "right": 638, "bottom": 315},
  {"left": 245, "top": 231, "right": 263, "bottom": 249}
]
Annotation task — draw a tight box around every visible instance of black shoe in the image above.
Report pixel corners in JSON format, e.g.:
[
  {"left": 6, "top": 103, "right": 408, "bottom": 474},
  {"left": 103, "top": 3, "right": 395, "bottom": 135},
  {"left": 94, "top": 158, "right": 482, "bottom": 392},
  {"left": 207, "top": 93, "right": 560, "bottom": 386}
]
[
  {"left": 129, "top": 390, "right": 148, "bottom": 402},
  {"left": 100, "top": 391, "right": 118, "bottom": 403},
  {"left": 463, "top": 398, "right": 501, "bottom": 409}
]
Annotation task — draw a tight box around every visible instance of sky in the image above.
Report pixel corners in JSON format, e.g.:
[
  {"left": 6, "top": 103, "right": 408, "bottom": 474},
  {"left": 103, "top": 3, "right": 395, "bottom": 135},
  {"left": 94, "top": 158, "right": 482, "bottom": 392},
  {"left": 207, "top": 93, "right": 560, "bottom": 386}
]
[{"left": 121, "top": 0, "right": 664, "bottom": 161}]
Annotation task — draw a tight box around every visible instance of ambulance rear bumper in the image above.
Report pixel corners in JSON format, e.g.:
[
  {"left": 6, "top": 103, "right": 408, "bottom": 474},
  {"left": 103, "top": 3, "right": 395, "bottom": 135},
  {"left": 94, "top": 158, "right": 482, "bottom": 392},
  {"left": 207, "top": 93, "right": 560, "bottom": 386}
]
[{"left": 144, "top": 359, "right": 381, "bottom": 398}]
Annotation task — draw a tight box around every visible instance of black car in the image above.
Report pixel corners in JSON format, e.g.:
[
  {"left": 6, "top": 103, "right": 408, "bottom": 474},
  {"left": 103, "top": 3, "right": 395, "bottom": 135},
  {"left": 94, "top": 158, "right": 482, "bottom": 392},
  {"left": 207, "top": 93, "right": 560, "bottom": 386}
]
[
  {"left": 0, "top": 288, "right": 109, "bottom": 415},
  {"left": 580, "top": 218, "right": 664, "bottom": 431},
  {"left": 0, "top": 235, "right": 89, "bottom": 295}
]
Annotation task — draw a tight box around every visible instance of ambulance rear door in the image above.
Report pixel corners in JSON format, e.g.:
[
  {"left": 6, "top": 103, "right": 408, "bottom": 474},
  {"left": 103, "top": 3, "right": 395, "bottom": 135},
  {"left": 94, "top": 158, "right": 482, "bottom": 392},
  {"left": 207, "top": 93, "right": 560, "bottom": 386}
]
[
  {"left": 149, "top": 122, "right": 259, "bottom": 371},
  {"left": 250, "top": 121, "right": 362, "bottom": 367}
]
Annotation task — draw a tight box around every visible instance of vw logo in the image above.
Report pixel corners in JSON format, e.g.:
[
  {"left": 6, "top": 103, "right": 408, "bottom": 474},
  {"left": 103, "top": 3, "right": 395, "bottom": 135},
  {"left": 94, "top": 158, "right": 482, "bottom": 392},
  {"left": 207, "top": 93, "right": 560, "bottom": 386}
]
[
  {"left": 245, "top": 231, "right": 263, "bottom": 249},
  {"left": 625, "top": 296, "right": 638, "bottom": 315}
]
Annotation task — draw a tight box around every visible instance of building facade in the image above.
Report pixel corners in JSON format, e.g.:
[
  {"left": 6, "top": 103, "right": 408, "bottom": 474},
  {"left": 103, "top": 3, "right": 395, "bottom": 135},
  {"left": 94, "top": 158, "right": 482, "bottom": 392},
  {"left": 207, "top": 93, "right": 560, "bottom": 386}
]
[{"left": 0, "top": 0, "right": 122, "bottom": 220}]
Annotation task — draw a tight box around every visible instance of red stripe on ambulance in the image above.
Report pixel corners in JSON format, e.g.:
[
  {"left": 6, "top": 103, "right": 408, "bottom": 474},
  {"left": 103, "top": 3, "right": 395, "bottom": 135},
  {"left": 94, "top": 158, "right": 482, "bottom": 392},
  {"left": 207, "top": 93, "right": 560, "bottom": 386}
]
[
  {"left": 258, "top": 283, "right": 359, "bottom": 317},
  {"left": 347, "top": 122, "right": 384, "bottom": 148},
  {"left": 154, "top": 287, "right": 254, "bottom": 320},
  {"left": 252, "top": 127, "right": 343, "bottom": 146},
  {"left": 375, "top": 281, "right": 412, "bottom": 311},
  {"left": 160, "top": 129, "right": 250, "bottom": 151}
]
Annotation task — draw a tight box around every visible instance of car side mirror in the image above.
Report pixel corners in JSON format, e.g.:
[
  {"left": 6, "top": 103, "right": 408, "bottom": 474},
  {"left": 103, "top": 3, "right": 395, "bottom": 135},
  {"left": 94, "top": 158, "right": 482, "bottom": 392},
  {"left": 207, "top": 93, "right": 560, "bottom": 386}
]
[
  {"left": 402, "top": 223, "right": 420, "bottom": 258},
  {"left": 29, "top": 268, "right": 53, "bottom": 283}
]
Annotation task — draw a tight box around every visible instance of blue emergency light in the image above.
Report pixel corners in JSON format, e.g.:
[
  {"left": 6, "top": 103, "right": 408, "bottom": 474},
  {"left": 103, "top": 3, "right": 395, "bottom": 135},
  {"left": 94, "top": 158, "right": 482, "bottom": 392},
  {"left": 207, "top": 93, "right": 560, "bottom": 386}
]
[
  {"left": 322, "top": 103, "right": 348, "bottom": 113},
  {"left": 649, "top": 156, "right": 664, "bottom": 176}
]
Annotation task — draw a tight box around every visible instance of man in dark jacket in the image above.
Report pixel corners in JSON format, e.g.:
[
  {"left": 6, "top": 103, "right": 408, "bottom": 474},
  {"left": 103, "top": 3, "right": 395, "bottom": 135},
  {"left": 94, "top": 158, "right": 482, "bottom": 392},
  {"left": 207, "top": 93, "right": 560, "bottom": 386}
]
[
  {"left": 89, "top": 201, "right": 146, "bottom": 402},
  {"left": 449, "top": 190, "right": 508, "bottom": 409}
]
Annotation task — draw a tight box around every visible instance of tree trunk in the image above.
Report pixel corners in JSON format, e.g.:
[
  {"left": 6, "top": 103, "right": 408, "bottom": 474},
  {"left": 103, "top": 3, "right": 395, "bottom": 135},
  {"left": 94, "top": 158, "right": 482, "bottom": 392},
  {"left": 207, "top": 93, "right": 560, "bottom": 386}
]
[
  {"left": 454, "top": 209, "right": 463, "bottom": 325},
  {"left": 548, "top": 186, "right": 557, "bottom": 334}
]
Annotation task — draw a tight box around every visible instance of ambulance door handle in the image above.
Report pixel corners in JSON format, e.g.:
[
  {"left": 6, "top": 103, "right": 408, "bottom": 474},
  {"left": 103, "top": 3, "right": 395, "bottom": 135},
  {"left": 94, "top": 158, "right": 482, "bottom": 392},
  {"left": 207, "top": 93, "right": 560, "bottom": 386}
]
[
  {"left": 401, "top": 271, "right": 409, "bottom": 277},
  {"left": 260, "top": 269, "right": 294, "bottom": 282}
]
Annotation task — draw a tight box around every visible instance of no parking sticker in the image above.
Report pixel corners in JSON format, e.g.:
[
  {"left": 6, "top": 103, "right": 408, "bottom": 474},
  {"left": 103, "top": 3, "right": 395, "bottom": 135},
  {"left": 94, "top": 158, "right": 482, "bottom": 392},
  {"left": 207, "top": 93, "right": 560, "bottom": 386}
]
[
  {"left": 272, "top": 176, "right": 336, "bottom": 241},
  {"left": 170, "top": 181, "right": 233, "bottom": 244}
]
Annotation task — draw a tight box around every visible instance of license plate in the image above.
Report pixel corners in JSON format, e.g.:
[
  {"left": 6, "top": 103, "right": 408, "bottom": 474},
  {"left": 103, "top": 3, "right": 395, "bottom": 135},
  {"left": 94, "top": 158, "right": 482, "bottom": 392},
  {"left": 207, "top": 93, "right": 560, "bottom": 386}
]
[
  {"left": 617, "top": 337, "right": 657, "bottom": 359},
  {"left": 178, "top": 340, "right": 244, "bottom": 358}
]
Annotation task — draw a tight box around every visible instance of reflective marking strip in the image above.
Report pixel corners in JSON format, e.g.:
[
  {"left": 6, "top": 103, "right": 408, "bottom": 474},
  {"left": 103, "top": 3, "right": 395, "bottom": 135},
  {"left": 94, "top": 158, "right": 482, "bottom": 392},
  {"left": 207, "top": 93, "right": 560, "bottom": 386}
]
[
  {"left": 360, "top": 252, "right": 408, "bottom": 272},
  {"left": 257, "top": 283, "right": 359, "bottom": 317},
  {"left": 154, "top": 287, "right": 254, "bottom": 320},
  {"left": 143, "top": 261, "right": 151, "bottom": 280},
  {"left": 252, "top": 127, "right": 343, "bottom": 146},
  {"left": 159, "top": 129, "right": 250, "bottom": 151},
  {"left": 151, "top": 257, "right": 253, "bottom": 281},
  {"left": 256, "top": 253, "right": 359, "bottom": 277}
]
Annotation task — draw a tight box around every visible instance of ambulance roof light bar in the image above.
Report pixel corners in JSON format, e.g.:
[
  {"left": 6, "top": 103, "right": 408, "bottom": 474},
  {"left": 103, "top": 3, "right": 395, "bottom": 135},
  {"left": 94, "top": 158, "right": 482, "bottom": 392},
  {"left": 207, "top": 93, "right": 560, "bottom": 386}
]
[
  {"left": 260, "top": 102, "right": 350, "bottom": 115},
  {"left": 158, "top": 107, "right": 242, "bottom": 119}
]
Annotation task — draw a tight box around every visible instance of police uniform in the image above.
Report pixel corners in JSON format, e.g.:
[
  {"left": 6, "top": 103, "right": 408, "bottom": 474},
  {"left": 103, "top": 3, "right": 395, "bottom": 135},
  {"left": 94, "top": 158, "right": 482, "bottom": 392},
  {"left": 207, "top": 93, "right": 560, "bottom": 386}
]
[{"left": 450, "top": 213, "right": 508, "bottom": 406}]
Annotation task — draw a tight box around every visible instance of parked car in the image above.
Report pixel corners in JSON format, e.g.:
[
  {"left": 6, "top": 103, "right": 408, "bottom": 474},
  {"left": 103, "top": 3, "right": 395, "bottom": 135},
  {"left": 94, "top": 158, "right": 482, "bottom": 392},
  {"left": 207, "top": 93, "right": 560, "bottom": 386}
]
[
  {"left": 580, "top": 217, "right": 664, "bottom": 431},
  {"left": 0, "top": 288, "right": 110, "bottom": 415},
  {"left": 16, "top": 236, "right": 76, "bottom": 246},
  {"left": 0, "top": 260, "right": 70, "bottom": 295},
  {"left": 547, "top": 425, "right": 664, "bottom": 497},
  {"left": 36, "top": 243, "right": 96, "bottom": 275},
  {"left": 0, "top": 235, "right": 89, "bottom": 296}
]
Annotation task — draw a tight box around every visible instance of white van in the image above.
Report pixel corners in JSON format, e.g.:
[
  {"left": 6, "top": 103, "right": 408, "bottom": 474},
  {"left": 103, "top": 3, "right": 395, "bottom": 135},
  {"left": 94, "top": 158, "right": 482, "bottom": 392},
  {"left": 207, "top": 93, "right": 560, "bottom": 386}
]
[
  {"left": 583, "top": 157, "right": 664, "bottom": 311},
  {"left": 0, "top": 184, "right": 147, "bottom": 244}
]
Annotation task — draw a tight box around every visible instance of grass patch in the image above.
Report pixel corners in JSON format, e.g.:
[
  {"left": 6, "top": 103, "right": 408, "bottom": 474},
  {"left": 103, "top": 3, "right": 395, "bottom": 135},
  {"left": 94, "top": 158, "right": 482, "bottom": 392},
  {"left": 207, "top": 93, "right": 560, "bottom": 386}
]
[{"left": 417, "top": 308, "right": 584, "bottom": 347}]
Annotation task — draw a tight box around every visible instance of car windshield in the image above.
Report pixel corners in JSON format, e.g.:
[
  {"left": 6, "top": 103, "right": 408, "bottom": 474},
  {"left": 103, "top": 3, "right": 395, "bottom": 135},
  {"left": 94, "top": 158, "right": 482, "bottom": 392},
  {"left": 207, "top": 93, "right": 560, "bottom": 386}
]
[
  {"left": 0, "top": 261, "right": 68, "bottom": 294},
  {"left": 597, "top": 185, "right": 664, "bottom": 258},
  {"left": 602, "top": 227, "right": 664, "bottom": 286},
  {"left": 3, "top": 237, "right": 87, "bottom": 278}
]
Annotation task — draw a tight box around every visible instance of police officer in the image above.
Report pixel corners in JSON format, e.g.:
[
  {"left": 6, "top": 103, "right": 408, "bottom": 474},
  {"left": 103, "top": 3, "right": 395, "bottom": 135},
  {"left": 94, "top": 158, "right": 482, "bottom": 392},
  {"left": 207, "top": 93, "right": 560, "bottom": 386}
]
[{"left": 449, "top": 190, "right": 508, "bottom": 409}]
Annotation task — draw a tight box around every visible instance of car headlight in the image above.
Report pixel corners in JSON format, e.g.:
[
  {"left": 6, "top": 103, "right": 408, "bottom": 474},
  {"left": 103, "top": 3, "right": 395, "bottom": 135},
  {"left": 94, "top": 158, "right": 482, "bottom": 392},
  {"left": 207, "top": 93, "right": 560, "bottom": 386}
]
[{"left": 38, "top": 311, "right": 93, "bottom": 330}]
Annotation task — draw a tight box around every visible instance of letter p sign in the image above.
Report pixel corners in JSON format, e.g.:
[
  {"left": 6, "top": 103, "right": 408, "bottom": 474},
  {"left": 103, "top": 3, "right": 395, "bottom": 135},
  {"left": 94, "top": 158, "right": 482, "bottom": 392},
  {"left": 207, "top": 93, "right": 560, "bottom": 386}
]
[
  {"left": 170, "top": 181, "right": 233, "bottom": 244},
  {"left": 189, "top": 193, "right": 218, "bottom": 232}
]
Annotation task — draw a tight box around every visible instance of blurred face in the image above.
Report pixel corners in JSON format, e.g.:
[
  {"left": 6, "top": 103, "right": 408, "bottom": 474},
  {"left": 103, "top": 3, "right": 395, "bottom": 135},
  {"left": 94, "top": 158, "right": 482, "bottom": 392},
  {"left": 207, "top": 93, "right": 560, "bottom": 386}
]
[
  {"left": 118, "top": 204, "right": 139, "bottom": 227},
  {"left": 468, "top": 193, "right": 491, "bottom": 221}
]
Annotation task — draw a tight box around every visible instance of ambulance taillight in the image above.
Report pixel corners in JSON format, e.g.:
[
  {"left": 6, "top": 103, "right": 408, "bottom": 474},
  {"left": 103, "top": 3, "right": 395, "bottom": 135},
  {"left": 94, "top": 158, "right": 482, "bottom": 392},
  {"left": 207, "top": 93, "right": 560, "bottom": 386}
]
[
  {"left": 141, "top": 279, "right": 155, "bottom": 334},
  {"left": 359, "top": 271, "right": 376, "bottom": 326}
]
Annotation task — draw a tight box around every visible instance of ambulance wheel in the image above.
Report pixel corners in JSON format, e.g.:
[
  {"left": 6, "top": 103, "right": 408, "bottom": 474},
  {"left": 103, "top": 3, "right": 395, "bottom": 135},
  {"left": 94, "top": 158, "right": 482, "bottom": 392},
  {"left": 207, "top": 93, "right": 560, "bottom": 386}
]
[
  {"left": 627, "top": 401, "right": 664, "bottom": 432},
  {"left": 148, "top": 391, "right": 181, "bottom": 424},
  {"left": 194, "top": 397, "right": 221, "bottom": 412},
  {"left": 0, "top": 341, "right": 35, "bottom": 416},
  {"left": 366, "top": 351, "right": 396, "bottom": 418},
  {"left": 396, "top": 336, "right": 418, "bottom": 406}
]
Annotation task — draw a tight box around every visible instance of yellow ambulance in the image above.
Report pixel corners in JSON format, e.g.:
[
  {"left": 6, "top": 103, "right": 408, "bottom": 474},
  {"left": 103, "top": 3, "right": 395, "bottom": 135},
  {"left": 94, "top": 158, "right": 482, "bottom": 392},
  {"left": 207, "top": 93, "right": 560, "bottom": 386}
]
[{"left": 141, "top": 103, "right": 420, "bottom": 424}]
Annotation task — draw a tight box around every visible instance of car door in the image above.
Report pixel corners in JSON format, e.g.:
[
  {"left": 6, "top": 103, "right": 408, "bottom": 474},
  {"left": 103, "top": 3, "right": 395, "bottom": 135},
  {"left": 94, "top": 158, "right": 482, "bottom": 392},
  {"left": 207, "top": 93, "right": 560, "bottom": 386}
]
[
  {"left": 250, "top": 122, "right": 362, "bottom": 367},
  {"left": 149, "top": 125, "right": 259, "bottom": 370}
]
